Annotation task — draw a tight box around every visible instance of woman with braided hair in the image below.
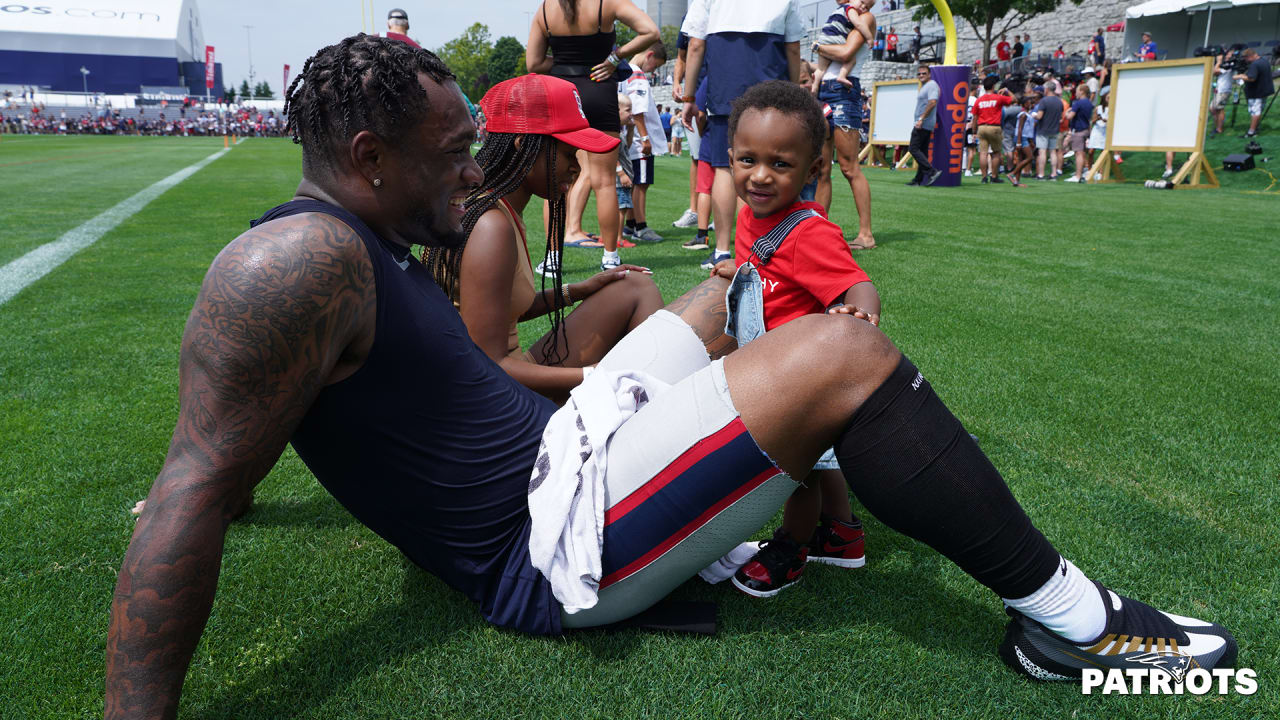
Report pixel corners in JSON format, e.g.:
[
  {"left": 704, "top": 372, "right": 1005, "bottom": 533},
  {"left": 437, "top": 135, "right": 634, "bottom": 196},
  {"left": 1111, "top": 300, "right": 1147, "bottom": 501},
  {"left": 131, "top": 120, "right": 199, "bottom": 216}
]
[{"left": 424, "top": 74, "right": 662, "bottom": 403}]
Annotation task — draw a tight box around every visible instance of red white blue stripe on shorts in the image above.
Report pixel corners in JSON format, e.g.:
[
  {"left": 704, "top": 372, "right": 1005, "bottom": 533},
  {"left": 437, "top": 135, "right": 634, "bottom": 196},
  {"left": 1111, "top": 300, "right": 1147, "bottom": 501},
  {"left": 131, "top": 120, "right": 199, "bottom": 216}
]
[{"left": 599, "top": 417, "right": 782, "bottom": 588}]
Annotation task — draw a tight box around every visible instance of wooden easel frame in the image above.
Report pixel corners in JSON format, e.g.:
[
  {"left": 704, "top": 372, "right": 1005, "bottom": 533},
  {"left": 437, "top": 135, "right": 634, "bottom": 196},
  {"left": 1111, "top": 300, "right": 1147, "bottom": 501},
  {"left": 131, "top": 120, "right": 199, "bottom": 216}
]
[
  {"left": 1088, "top": 57, "right": 1218, "bottom": 189},
  {"left": 860, "top": 79, "right": 920, "bottom": 170}
]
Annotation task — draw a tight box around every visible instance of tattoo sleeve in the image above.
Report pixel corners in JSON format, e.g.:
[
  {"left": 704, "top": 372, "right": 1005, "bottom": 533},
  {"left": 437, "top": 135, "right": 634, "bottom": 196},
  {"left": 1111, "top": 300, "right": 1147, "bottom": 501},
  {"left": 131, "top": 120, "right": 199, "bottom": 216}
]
[
  {"left": 104, "top": 213, "right": 374, "bottom": 720},
  {"left": 664, "top": 276, "right": 737, "bottom": 360}
]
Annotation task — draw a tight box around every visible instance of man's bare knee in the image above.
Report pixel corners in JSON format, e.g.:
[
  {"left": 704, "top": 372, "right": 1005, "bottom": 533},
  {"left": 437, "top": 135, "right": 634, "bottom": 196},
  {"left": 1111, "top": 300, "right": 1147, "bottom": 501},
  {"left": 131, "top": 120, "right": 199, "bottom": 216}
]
[{"left": 787, "top": 314, "right": 899, "bottom": 380}]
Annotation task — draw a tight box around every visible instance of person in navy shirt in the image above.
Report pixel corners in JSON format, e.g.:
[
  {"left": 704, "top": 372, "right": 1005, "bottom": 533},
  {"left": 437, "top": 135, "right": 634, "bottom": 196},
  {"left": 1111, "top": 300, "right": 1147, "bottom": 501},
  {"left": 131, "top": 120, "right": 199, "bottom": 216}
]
[{"left": 679, "top": 0, "right": 804, "bottom": 269}]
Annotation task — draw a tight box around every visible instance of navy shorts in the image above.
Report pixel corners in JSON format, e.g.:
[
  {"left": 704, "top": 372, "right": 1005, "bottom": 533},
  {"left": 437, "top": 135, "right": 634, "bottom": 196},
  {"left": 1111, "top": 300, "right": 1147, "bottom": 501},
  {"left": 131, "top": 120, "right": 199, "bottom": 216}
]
[
  {"left": 800, "top": 179, "right": 817, "bottom": 202},
  {"left": 631, "top": 156, "right": 655, "bottom": 186},
  {"left": 704, "top": 115, "right": 731, "bottom": 168},
  {"left": 818, "top": 77, "right": 863, "bottom": 131}
]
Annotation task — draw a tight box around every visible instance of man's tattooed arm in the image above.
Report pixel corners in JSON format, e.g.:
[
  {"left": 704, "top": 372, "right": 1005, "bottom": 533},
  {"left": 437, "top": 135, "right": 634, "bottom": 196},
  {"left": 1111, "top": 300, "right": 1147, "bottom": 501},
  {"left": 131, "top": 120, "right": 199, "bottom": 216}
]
[
  {"left": 664, "top": 275, "right": 738, "bottom": 360},
  {"left": 104, "top": 213, "right": 375, "bottom": 720}
]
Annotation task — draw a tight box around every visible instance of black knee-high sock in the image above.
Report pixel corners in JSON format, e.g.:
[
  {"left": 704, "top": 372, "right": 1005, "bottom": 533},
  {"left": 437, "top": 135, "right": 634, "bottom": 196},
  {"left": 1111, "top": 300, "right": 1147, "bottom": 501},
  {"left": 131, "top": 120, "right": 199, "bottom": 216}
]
[{"left": 835, "top": 355, "right": 1060, "bottom": 599}]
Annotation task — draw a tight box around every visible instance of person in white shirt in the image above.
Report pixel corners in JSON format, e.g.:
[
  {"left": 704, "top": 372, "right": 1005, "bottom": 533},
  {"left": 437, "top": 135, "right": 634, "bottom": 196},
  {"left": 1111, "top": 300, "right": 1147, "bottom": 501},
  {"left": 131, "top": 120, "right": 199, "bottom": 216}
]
[
  {"left": 680, "top": 0, "right": 804, "bottom": 269},
  {"left": 1210, "top": 50, "right": 1236, "bottom": 135},
  {"left": 619, "top": 46, "right": 669, "bottom": 249}
]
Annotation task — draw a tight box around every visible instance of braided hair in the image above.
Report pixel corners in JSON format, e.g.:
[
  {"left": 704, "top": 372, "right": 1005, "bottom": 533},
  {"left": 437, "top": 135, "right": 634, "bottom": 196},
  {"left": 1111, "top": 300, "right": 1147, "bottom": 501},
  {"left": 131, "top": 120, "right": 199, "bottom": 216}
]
[
  {"left": 284, "top": 34, "right": 454, "bottom": 174},
  {"left": 422, "top": 132, "right": 572, "bottom": 364}
]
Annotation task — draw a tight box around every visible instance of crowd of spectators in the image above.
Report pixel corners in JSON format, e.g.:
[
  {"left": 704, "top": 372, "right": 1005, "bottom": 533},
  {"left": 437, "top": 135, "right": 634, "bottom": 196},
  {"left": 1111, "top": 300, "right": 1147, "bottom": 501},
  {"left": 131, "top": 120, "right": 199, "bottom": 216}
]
[{"left": 0, "top": 101, "right": 286, "bottom": 137}]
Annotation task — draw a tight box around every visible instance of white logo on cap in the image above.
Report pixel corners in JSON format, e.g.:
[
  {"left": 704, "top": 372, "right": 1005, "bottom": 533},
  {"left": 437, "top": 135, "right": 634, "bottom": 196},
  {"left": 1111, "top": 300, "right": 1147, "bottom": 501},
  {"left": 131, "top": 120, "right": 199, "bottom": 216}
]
[{"left": 572, "top": 90, "right": 586, "bottom": 119}]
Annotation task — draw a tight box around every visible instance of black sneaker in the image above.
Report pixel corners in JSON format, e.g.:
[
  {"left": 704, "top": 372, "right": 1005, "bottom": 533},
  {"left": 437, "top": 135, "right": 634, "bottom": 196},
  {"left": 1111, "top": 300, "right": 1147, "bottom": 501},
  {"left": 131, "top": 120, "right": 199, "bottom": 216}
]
[
  {"left": 924, "top": 169, "right": 943, "bottom": 186},
  {"left": 682, "top": 236, "right": 710, "bottom": 251},
  {"left": 806, "top": 515, "right": 865, "bottom": 568},
  {"left": 700, "top": 250, "right": 731, "bottom": 271},
  {"left": 731, "top": 529, "right": 808, "bottom": 598},
  {"left": 991, "top": 176, "right": 1005, "bottom": 184},
  {"left": 981, "top": 176, "right": 990, "bottom": 184},
  {"left": 906, "top": 179, "right": 921, "bottom": 186},
  {"left": 999, "top": 581, "right": 1237, "bottom": 681}
]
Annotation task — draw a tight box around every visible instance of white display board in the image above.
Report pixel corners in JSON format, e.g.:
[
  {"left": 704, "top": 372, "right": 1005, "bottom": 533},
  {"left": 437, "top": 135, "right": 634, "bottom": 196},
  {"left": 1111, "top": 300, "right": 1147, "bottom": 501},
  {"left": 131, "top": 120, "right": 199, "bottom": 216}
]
[
  {"left": 868, "top": 80, "right": 919, "bottom": 145},
  {"left": 1107, "top": 58, "right": 1212, "bottom": 151}
]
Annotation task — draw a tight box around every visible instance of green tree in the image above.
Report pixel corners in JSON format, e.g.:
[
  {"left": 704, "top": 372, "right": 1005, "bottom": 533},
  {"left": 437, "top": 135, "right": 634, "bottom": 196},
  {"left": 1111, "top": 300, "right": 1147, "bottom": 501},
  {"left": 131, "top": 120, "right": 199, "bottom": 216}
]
[
  {"left": 254, "top": 81, "right": 275, "bottom": 99},
  {"left": 614, "top": 21, "right": 636, "bottom": 51},
  {"left": 486, "top": 36, "right": 525, "bottom": 88},
  {"left": 224, "top": 85, "right": 236, "bottom": 104},
  {"left": 437, "top": 22, "right": 493, "bottom": 102},
  {"left": 613, "top": 22, "right": 673, "bottom": 61},
  {"left": 907, "top": 0, "right": 1082, "bottom": 65},
  {"left": 659, "top": 24, "right": 680, "bottom": 59},
  {"left": 239, "top": 79, "right": 252, "bottom": 99}
]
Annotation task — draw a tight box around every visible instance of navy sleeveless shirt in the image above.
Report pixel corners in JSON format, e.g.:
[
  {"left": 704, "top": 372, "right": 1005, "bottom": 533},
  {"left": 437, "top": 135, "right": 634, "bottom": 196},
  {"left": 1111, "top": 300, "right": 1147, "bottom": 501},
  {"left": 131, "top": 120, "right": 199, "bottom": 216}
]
[{"left": 251, "top": 199, "right": 561, "bottom": 635}]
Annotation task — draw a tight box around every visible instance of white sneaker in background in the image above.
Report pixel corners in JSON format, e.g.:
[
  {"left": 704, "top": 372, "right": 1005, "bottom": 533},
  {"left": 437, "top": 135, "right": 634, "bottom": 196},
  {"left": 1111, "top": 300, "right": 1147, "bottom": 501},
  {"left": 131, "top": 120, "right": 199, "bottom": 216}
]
[{"left": 672, "top": 208, "right": 698, "bottom": 228}]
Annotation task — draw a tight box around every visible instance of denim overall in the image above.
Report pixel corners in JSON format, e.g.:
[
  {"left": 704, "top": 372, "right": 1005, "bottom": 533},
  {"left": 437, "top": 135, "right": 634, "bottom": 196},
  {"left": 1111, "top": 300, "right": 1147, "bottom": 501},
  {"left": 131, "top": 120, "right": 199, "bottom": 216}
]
[{"left": 723, "top": 207, "right": 839, "bottom": 471}]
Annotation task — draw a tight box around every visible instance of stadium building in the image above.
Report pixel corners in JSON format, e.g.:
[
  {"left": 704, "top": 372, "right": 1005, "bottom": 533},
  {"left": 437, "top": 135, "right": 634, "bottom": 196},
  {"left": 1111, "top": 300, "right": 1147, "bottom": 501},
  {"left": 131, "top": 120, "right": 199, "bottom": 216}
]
[
  {"left": 0, "top": 0, "right": 223, "bottom": 97},
  {"left": 646, "top": 0, "right": 686, "bottom": 30}
]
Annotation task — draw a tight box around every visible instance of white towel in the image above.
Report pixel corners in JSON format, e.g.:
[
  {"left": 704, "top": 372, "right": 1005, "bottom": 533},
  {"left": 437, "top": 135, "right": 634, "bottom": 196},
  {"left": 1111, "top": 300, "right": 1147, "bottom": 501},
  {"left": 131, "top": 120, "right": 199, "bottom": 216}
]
[{"left": 528, "top": 368, "right": 669, "bottom": 613}]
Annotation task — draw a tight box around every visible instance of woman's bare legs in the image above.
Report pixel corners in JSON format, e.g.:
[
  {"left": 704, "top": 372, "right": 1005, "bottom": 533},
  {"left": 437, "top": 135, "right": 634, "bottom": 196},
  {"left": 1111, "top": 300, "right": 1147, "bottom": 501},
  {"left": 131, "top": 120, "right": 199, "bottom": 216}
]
[
  {"left": 831, "top": 127, "right": 875, "bottom": 250},
  {"left": 527, "top": 271, "right": 664, "bottom": 366},
  {"left": 586, "top": 132, "right": 622, "bottom": 252}
]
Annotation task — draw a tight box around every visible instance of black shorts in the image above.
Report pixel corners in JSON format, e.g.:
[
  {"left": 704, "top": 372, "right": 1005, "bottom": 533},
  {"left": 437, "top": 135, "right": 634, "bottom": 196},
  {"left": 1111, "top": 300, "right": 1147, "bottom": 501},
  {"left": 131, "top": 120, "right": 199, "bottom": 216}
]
[
  {"left": 631, "top": 156, "right": 655, "bottom": 185},
  {"left": 550, "top": 71, "right": 621, "bottom": 133}
]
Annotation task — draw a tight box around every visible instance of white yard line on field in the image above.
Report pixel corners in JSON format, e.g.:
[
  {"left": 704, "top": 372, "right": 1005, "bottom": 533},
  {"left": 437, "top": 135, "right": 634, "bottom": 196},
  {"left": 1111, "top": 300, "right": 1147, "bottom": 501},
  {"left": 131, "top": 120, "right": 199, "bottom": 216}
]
[{"left": 0, "top": 147, "right": 230, "bottom": 306}]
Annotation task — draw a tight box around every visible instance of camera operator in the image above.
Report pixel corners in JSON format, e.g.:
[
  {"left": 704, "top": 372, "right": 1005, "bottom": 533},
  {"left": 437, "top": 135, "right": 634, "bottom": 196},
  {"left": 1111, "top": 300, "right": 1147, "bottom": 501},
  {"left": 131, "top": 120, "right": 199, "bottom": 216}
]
[
  {"left": 1210, "top": 48, "right": 1236, "bottom": 136},
  {"left": 1234, "top": 48, "right": 1275, "bottom": 138}
]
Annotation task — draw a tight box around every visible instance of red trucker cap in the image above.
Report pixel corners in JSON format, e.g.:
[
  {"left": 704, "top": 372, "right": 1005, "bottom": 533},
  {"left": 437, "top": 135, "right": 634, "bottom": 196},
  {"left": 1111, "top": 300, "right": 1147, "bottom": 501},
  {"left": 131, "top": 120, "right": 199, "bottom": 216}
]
[{"left": 480, "top": 74, "right": 619, "bottom": 153}]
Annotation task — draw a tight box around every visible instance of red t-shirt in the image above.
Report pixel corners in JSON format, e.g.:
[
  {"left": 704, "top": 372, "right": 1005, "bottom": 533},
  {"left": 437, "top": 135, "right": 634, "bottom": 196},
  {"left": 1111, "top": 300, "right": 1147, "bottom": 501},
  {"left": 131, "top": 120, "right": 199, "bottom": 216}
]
[
  {"left": 734, "top": 201, "right": 871, "bottom": 331},
  {"left": 886, "top": 33, "right": 898, "bottom": 50},
  {"left": 996, "top": 42, "right": 1011, "bottom": 60},
  {"left": 385, "top": 32, "right": 421, "bottom": 49},
  {"left": 974, "top": 92, "right": 1013, "bottom": 126}
]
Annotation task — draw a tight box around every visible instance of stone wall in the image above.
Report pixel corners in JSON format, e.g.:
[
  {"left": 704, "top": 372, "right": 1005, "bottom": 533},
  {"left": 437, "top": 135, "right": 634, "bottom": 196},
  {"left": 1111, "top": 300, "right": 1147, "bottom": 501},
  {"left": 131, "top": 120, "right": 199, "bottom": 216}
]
[
  {"left": 858, "top": 60, "right": 919, "bottom": 88},
  {"left": 950, "top": 0, "right": 1133, "bottom": 64},
  {"left": 653, "top": 0, "right": 1143, "bottom": 106}
]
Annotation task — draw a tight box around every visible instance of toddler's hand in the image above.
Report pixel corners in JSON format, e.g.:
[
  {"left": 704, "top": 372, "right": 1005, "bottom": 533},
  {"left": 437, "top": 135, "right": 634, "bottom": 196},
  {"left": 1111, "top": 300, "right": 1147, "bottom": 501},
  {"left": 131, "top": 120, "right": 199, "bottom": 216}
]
[{"left": 828, "top": 304, "right": 880, "bottom": 327}]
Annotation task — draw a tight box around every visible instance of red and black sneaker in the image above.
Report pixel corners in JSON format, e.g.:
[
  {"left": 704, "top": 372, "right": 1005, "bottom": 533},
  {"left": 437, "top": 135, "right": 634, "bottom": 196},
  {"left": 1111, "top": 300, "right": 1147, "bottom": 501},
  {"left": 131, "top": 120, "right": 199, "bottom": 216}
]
[
  {"left": 731, "top": 529, "right": 808, "bottom": 598},
  {"left": 807, "top": 515, "right": 866, "bottom": 569}
]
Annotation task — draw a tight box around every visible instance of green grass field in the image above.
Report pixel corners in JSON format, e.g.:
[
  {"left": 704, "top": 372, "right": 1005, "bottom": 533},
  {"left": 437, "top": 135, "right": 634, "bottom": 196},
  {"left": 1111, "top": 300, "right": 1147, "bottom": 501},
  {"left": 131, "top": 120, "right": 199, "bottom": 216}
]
[{"left": 1, "top": 132, "right": 1277, "bottom": 719}]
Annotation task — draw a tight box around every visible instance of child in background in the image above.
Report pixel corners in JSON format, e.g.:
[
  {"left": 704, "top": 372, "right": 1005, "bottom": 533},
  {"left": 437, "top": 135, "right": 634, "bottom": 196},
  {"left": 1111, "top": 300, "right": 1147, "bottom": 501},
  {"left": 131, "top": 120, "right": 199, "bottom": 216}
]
[
  {"left": 713, "top": 80, "right": 881, "bottom": 597},
  {"left": 810, "top": 0, "right": 876, "bottom": 93},
  {"left": 1009, "top": 94, "right": 1037, "bottom": 187},
  {"left": 1086, "top": 92, "right": 1107, "bottom": 181},
  {"left": 614, "top": 94, "right": 637, "bottom": 249}
]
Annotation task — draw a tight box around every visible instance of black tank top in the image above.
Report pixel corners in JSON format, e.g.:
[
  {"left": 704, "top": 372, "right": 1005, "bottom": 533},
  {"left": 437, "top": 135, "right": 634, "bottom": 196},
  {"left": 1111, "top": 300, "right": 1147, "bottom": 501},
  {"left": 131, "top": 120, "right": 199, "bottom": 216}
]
[
  {"left": 545, "top": 0, "right": 615, "bottom": 67},
  {"left": 250, "top": 198, "right": 561, "bottom": 635}
]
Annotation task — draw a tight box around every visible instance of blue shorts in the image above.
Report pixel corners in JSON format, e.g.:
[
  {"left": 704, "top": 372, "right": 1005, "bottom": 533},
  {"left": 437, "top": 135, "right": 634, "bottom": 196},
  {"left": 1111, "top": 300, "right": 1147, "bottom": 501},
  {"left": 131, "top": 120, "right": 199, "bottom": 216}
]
[
  {"left": 703, "top": 115, "right": 731, "bottom": 168},
  {"left": 615, "top": 178, "right": 633, "bottom": 209},
  {"left": 818, "top": 77, "right": 863, "bottom": 131}
]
